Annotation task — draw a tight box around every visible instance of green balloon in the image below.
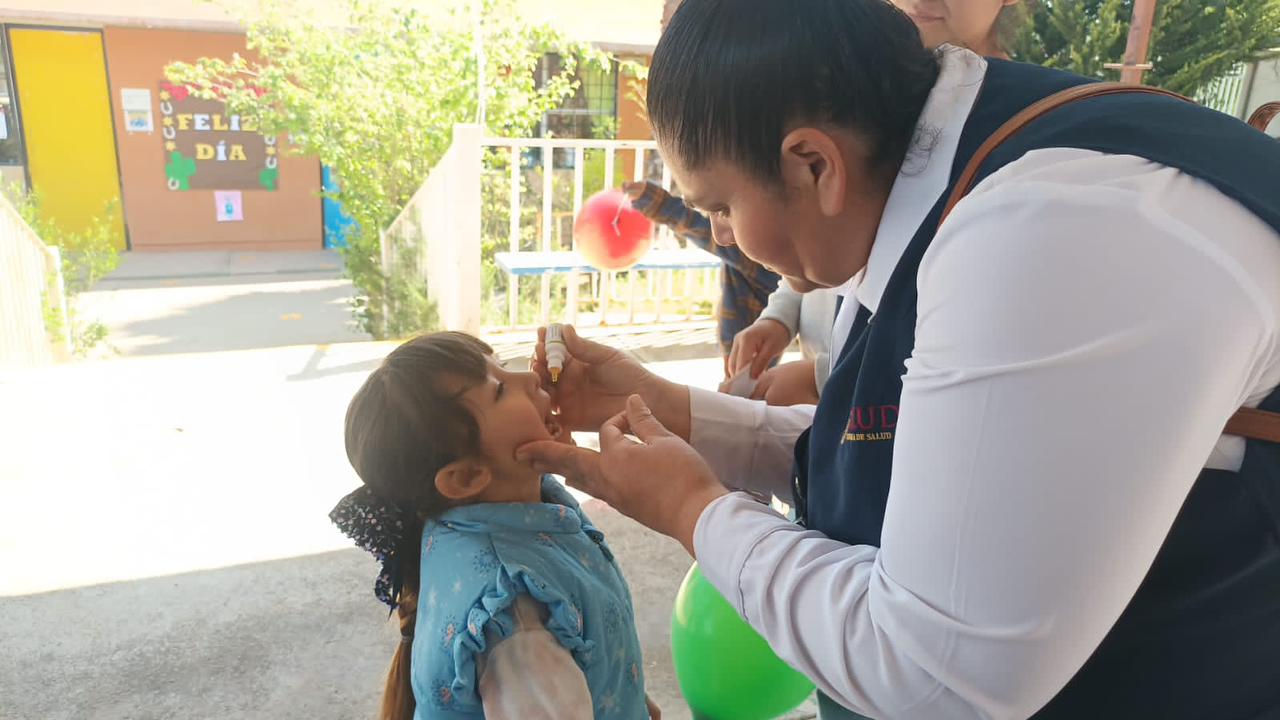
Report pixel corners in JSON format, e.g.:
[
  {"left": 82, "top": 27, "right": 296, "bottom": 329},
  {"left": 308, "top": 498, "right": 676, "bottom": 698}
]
[{"left": 671, "top": 563, "right": 815, "bottom": 720}]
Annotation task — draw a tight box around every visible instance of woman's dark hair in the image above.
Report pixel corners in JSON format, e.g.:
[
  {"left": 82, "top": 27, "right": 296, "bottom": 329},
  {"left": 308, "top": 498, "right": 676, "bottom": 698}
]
[
  {"left": 343, "top": 331, "right": 493, "bottom": 720},
  {"left": 648, "top": 0, "right": 941, "bottom": 185}
]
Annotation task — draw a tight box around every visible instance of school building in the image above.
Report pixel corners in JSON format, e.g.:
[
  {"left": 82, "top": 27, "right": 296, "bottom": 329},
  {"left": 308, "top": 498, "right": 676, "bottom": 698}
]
[{"left": 0, "top": 0, "right": 661, "bottom": 253}]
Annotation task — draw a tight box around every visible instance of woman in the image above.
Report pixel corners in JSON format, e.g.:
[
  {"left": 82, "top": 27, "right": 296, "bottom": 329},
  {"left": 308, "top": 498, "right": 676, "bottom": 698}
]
[
  {"left": 520, "top": 1, "right": 1280, "bottom": 718},
  {"left": 726, "top": 0, "right": 1028, "bottom": 405}
]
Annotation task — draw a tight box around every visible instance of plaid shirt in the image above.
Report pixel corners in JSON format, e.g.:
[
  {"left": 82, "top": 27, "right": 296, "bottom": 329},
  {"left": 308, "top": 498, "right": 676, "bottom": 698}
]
[{"left": 625, "top": 181, "right": 780, "bottom": 354}]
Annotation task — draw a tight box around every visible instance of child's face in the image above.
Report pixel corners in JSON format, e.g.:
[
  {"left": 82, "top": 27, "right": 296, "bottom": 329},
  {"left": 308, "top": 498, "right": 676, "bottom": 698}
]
[{"left": 458, "top": 356, "right": 563, "bottom": 495}]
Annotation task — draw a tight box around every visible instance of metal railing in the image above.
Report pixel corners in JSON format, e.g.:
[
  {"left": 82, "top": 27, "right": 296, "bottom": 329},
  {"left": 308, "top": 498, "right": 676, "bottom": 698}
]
[
  {"left": 0, "top": 193, "right": 70, "bottom": 367},
  {"left": 383, "top": 124, "right": 718, "bottom": 335},
  {"left": 1197, "top": 62, "right": 1248, "bottom": 116}
]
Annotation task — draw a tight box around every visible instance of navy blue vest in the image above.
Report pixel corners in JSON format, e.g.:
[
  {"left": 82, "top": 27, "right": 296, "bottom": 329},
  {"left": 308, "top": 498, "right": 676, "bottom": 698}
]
[{"left": 797, "top": 59, "right": 1280, "bottom": 717}]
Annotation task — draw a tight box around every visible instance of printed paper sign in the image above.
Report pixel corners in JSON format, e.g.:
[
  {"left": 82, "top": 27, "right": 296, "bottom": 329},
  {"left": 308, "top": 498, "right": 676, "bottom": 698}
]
[
  {"left": 121, "top": 88, "right": 154, "bottom": 133},
  {"left": 215, "top": 191, "right": 244, "bottom": 222}
]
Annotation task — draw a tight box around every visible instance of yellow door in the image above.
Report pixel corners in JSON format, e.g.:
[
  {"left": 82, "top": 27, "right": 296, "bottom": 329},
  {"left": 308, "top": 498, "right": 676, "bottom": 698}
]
[{"left": 10, "top": 28, "right": 125, "bottom": 249}]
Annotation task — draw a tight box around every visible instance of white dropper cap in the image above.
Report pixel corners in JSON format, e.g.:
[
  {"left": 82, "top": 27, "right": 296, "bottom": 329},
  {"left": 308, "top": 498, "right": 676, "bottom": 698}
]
[{"left": 546, "top": 323, "right": 568, "bottom": 383}]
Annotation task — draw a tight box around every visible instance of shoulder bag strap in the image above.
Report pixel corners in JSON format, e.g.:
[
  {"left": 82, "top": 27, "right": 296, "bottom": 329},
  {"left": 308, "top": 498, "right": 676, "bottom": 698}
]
[{"left": 1248, "top": 101, "right": 1279, "bottom": 133}]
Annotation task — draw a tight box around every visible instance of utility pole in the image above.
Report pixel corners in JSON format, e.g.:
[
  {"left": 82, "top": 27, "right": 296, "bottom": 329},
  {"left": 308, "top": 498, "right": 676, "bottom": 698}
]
[{"left": 1104, "top": 0, "right": 1159, "bottom": 84}]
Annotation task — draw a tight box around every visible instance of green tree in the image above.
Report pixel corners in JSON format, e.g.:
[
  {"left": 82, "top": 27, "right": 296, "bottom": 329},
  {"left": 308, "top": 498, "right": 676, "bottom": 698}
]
[
  {"left": 167, "top": 0, "right": 603, "bottom": 338},
  {"left": 1012, "top": 0, "right": 1280, "bottom": 96}
]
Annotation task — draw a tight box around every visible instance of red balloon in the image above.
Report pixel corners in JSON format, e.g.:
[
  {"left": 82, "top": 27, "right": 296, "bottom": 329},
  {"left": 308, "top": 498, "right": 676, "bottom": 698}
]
[{"left": 573, "top": 190, "right": 653, "bottom": 271}]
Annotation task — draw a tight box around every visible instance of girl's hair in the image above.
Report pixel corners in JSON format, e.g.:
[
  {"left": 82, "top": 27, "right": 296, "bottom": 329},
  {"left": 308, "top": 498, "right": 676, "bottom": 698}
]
[
  {"left": 343, "top": 331, "right": 494, "bottom": 720},
  {"left": 648, "top": 0, "right": 941, "bottom": 187}
]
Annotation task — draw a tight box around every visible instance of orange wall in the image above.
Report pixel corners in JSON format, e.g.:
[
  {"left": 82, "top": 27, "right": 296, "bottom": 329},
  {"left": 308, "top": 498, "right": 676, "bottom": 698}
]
[
  {"left": 617, "top": 54, "right": 652, "bottom": 141},
  {"left": 615, "top": 54, "right": 652, "bottom": 185},
  {"left": 102, "top": 26, "right": 321, "bottom": 251}
]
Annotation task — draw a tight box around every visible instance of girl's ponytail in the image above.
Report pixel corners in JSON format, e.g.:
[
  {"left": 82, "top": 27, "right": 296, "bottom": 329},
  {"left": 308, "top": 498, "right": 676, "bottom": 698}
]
[
  {"left": 380, "top": 518, "right": 423, "bottom": 720},
  {"left": 380, "top": 593, "right": 419, "bottom": 720}
]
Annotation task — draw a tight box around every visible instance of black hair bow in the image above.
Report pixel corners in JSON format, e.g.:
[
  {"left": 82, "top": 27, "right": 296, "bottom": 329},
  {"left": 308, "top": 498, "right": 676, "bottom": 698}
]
[{"left": 329, "top": 486, "right": 410, "bottom": 610}]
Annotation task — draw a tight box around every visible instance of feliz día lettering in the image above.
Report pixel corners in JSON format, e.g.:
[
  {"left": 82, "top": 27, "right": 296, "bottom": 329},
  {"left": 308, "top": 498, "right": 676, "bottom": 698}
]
[
  {"left": 174, "top": 113, "right": 258, "bottom": 133},
  {"left": 192, "top": 141, "right": 249, "bottom": 161}
]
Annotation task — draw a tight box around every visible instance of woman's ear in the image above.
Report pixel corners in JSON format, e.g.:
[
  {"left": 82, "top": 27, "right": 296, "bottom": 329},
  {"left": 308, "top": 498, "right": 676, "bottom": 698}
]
[
  {"left": 779, "top": 127, "right": 848, "bottom": 217},
  {"left": 434, "top": 460, "right": 492, "bottom": 502}
]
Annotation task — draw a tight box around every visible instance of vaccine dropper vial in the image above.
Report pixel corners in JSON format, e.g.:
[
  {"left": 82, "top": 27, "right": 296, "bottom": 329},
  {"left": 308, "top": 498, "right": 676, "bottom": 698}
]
[{"left": 546, "top": 323, "right": 568, "bottom": 383}]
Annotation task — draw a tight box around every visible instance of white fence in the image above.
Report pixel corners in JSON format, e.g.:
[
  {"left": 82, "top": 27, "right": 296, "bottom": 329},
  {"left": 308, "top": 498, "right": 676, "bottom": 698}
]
[
  {"left": 0, "top": 194, "right": 69, "bottom": 367},
  {"left": 384, "top": 124, "right": 485, "bottom": 333},
  {"left": 1197, "top": 62, "right": 1249, "bottom": 116},
  {"left": 384, "top": 124, "right": 719, "bottom": 335}
]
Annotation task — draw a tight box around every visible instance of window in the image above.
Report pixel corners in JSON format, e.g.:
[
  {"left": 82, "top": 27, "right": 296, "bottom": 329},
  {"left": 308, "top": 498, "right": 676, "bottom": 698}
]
[
  {"left": 0, "top": 30, "right": 23, "bottom": 165},
  {"left": 540, "top": 54, "right": 618, "bottom": 140}
]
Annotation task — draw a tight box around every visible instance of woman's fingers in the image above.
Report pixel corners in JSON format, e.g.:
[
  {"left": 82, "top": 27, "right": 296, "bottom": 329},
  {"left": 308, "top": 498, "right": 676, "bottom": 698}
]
[
  {"left": 749, "top": 344, "right": 775, "bottom": 380},
  {"left": 561, "top": 324, "right": 617, "bottom": 365},
  {"left": 621, "top": 395, "right": 671, "bottom": 443},
  {"left": 750, "top": 370, "right": 774, "bottom": 401},
  {"left": 600, "top": 408, "right": 632, "bottom": 451},
  {"left": 727, "top": 335, "right": 745, "bottom": 378},
  {"left": 515, "top": 440, "right": 602, "bottom": 492}
]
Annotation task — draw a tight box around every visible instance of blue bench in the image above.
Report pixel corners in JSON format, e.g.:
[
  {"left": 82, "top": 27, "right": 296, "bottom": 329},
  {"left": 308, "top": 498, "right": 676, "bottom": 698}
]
[{"left": 494, "top": 248, "right": 722, "bottom": 276}]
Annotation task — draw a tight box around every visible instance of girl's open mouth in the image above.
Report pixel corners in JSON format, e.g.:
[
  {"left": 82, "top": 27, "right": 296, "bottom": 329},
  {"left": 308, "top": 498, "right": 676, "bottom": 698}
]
[{"left": 544, "top": 412, "right": 562, "bottom": 439}]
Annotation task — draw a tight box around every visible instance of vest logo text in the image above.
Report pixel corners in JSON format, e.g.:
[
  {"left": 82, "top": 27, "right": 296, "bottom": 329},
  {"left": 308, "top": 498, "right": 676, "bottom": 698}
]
[{"left": 842, "top": 404, "right": 898, "bottom": 444}]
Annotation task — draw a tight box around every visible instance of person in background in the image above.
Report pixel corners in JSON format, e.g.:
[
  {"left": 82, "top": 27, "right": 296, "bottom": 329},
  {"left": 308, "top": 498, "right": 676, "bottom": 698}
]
[
  {"left": 895, "top": 0, "right": 1026, "bottom": 59},
  {"left": 723, "top": 284, "right": 838, "bottom": 406},
  {"left": 623, "top": 181, "right": 778, "bottom": 375}
]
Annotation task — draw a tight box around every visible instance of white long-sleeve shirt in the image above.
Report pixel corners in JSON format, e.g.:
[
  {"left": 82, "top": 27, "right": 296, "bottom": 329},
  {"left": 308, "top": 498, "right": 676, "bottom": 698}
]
[{"left": 689, "top": 46, "right": 1280, "bottom": 719}]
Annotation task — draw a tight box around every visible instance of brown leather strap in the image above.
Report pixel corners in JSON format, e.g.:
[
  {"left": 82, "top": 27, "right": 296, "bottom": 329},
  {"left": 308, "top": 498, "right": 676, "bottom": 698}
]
[
  {"left": 940, "top": 82, "right": 1190, "bottom": 224},
  {"left": 1248, "top": 101, "right": 1280, "bottom": 132},
  {"left": 937, "top": 81, "right": 1280, "bottom": 443},
  {"left": 1224, "top": 408, "right": 1280, "bottom": 443}
]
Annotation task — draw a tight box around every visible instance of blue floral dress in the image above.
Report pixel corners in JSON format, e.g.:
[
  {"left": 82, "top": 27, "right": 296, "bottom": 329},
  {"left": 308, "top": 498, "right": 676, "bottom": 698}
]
[{"left": 411, "top": 477, "right": 647, "bottom": 719}]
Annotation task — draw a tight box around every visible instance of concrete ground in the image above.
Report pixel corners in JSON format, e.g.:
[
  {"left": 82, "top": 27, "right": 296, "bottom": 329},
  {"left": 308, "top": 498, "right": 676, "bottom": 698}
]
[
  {"left": 1, "top": 251, "right": 816, "bottom": 720},
  {"left": 76, "top": 250, "right": 367, "bottom": 356}
]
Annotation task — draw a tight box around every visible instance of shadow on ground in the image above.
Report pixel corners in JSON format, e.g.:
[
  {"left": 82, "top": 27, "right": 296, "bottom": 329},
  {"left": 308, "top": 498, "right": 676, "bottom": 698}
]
[
  {"left": 0, "top": 504, "right": 696, "bottom": 720},
  {"left": 81, "top": 276, "right": 367, "bottom": 357}
]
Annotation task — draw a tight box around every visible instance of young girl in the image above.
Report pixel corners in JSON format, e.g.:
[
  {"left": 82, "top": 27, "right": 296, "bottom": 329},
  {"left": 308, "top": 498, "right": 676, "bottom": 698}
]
[{"left": 330, "top": 332, "right": 657, "bottom": 720}]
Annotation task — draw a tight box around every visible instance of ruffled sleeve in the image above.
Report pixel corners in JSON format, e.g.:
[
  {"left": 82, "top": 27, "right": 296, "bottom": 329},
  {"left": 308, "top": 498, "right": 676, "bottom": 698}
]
[
  {"left": 437, "top": 560, "right": 596, "bottom": 710},
  {"left": 477, "top": 596, "right": 593, "bottom": 719}
]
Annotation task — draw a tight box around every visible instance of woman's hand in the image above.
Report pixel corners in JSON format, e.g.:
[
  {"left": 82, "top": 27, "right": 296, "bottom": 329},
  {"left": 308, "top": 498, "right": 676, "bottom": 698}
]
[
  {"left": 533, "top": 325, "right": 690, "bottom": 440},
  {"left": 727, "top": 319, "right": 792, "bottom": 380},
  {"left": 751, "top": 359, "right": 820, "bottom": 406},
  {"left": 517, "top": 396, "right": 728, "bottom": 554}
]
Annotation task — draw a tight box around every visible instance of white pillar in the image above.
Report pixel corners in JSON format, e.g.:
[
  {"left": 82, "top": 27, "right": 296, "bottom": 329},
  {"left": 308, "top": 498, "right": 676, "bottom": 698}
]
[{"left": 445, "top": 123, "right": 483, "bottom": 334}]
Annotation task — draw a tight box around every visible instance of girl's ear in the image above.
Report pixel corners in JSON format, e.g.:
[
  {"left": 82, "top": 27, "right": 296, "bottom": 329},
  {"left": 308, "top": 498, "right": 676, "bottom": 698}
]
[{"left": 434, "top": 460, "right": 493, "bottom": 501}]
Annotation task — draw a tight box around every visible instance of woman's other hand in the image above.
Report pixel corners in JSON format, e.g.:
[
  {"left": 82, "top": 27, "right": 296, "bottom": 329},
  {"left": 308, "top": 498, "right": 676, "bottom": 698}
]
[{"left": 517, "top": 396, "right": 727, "bottom": 554}]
